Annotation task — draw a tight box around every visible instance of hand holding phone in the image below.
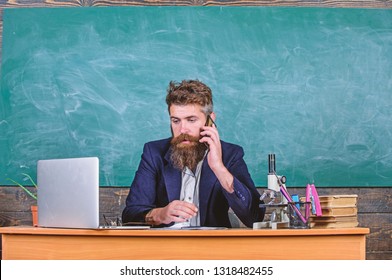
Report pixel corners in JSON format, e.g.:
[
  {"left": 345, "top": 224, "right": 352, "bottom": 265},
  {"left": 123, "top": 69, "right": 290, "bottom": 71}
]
[{"left": 202, "top": 115, "right": 217, "bottom": 150}]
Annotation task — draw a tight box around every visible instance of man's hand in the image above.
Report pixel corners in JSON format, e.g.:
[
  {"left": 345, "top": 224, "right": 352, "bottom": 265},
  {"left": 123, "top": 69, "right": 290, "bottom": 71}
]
[
  {"left": 199, "top": 124, "right": 223, "bottom": 169},
  {"left": 145, "top": 200, "right": 198, "bottom": 225},
  {"left": 199, "top": 124, "right": 235, "bottom": 193}
]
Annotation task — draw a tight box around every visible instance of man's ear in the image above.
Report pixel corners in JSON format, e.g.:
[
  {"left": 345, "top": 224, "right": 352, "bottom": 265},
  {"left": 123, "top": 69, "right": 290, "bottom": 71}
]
[{"left": 210, "top": 112, "right": 216, "bottom": 121}]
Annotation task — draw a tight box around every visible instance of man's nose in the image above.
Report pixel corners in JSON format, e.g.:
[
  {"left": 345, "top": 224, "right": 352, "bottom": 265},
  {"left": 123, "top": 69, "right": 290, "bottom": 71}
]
[{"left": 179, "top": 122, "right": 189, "bottom": 134}]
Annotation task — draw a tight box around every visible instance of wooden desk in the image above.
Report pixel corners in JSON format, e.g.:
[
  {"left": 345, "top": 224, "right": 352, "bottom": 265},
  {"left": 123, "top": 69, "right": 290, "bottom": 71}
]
[{"left": 0, "top": 226, "right": 369, "bottom": 260}]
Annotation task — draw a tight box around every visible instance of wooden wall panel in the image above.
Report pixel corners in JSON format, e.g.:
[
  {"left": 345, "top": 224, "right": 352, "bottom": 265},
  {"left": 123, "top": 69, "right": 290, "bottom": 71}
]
[{"left": 1, "top": 186, "right": 391, "bottom": 259}]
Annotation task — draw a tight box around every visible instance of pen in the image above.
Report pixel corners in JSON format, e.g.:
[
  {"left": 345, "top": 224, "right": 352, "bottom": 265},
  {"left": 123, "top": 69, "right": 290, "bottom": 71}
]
[
  {"left": 292, "top": 194, "right": 300, "bottom": 209},
  {"left": 274, "top": 171, "right": 307, "bottom": 224},
  {"left": 306, "top": 184, "right": 311, "bottom": 217},
  {"left": 279, "top": 185, "right": 307, "bottom": 224}
]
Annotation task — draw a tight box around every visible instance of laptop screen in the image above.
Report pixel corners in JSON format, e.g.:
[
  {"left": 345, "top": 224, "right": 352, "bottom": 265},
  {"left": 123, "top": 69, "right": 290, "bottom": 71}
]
[{"left": 37, "top": 157, "right": 99, "bottom": 229}]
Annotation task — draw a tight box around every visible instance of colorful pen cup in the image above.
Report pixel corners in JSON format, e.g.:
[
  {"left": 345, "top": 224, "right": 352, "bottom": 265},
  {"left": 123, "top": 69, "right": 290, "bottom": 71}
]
[{"left": 287, "top": 202, "right": 311, "bottom": 229}]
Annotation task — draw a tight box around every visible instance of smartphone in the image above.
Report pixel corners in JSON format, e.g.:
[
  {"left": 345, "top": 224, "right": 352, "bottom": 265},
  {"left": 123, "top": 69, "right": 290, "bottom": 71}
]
[{"left": 205, "top": 115, "right": 216, "bottom": 127}]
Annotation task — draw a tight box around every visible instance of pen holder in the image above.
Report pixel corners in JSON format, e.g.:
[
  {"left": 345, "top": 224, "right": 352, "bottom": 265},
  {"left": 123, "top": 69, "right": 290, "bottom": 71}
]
[{"left": 287, "top": 202, "right": 311, "bottom": 229}]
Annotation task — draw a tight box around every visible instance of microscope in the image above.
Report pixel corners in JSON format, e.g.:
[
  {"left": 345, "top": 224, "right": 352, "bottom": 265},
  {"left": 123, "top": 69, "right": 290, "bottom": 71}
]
[{"left": 253, "top": 154, "right": 290, "bottom": 229}]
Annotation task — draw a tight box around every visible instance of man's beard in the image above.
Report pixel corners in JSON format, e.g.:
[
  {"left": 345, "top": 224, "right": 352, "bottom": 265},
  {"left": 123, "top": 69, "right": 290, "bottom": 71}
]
[{"left": 170, "top": 134, "right": 208, "bottom": 171}]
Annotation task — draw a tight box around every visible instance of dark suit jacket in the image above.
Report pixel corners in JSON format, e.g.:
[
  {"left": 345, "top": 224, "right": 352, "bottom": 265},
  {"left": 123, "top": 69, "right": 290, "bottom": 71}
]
[{"left": 122, "top": 138, "right": 264, "bottom": 228}]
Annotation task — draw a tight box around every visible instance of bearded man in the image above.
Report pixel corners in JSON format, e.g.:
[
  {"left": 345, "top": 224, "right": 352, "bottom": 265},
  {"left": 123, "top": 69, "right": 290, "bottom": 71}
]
[{"left": 122, "top": 80, "right": 264, "bottom": 228}]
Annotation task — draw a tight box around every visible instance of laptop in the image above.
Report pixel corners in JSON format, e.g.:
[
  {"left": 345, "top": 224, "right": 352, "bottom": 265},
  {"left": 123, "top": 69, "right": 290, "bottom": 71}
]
[{"left": 37, "top": 157, "right": 149, "bottom": 230}]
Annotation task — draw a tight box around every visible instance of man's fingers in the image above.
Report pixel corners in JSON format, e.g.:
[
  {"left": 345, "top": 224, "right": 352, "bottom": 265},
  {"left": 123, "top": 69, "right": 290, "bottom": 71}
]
[{"left": 170, "top": 201, "right": 198, "bottom": 218}]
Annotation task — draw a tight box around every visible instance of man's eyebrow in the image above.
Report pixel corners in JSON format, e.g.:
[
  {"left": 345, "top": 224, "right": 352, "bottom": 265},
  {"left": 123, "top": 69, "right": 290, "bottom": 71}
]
[{"left": 170, "top": 115, "right": 198, "bottom": 120}]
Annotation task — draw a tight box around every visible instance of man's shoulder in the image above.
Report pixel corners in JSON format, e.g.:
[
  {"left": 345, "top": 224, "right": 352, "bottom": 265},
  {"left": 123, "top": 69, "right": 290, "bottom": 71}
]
[
  {"left": 221, "top": 140, "right": 243, "bottom": 152},
  {"left": 143, "top": 138, "right": 171, "bottom": 154},
  {"left": 146, "top": 137, "right": 171, "bottom": 146}
]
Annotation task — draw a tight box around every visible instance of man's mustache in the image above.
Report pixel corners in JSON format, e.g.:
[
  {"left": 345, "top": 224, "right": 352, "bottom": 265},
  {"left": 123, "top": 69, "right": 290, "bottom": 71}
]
[{"left": 171, "top": 134, "right": 200, "bottom": 145}]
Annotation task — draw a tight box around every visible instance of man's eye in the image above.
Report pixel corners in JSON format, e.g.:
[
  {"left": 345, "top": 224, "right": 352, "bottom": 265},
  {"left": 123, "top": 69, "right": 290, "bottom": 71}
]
[
  {"left": 172, "top": 119, "right": 180, "bottom": 124},
  {"left": 188, "top": 118, "right": 197, "bottom": 123}
]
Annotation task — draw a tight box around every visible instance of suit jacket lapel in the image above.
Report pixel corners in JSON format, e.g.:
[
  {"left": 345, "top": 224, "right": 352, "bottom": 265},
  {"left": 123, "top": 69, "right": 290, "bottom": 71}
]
[
  {"left": 199, "top": 159, "right": 217, "bottom": 225},
  {"left": 163, "top": 149, "right": 182, "bottom": 202}
]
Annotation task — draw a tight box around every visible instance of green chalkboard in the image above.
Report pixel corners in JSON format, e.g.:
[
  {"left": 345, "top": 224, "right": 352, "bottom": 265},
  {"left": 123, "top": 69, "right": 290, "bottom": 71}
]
[{"left": 1, "top": 7, "right": 392, "bottom": 187}]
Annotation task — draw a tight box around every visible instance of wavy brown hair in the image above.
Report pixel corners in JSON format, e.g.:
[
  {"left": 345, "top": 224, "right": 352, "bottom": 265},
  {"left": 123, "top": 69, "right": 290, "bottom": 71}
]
[{"left": 166, "top": 80, "right": 213, "bottom": 115}]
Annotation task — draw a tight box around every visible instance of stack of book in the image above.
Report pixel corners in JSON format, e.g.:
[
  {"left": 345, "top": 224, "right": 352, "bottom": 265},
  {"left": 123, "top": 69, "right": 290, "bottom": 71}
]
[{"left": 308, "top": 194, "right": 359, "bottom": 228}]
